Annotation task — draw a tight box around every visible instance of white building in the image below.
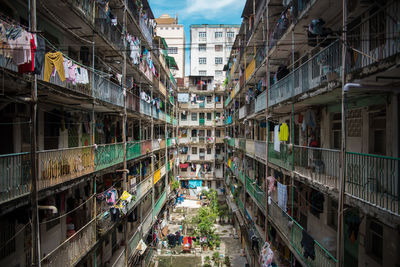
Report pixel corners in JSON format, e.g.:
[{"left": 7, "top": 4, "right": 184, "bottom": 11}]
[
  {"left": 155, "top": 14, "right": 185, "bottom": 78},
  {"left": 190, "top": 24, "right": 240, "bottom": 84}
]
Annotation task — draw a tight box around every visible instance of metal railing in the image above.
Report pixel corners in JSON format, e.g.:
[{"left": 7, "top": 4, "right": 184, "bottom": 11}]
[
  {"left": 0, "top": 152, "right": 30, "bottom": 203},
  {"left": 346, "top": 152, "right": 400, "bottom": 215},
  {"left": 255, "top": 140, "right": 266, "bottom": 160},
  {"left": 269, "top": 40, "right": 341, "bottom": 107},
  {"left": 268, "top": 142, "right": 292, "bottom": 170},
  {"left": 346, "top": 1, "right": 400, "bottom": 73},
  {"left": 139, "top": 17, "right": 154, "bottom": 46},
  {"left": 95, "top": 143, "right": 123, "bottom": 171},
  {"left": 127, "top": 92, "right": 140, "bottom": 112},
  {"left": 127, "top": 141, "right": 141, "bottom": 161},
  {"left": 38, "top": 146, "right": 95, "bottom": 189},
  {"left": 245, "top": 175, "right": 266, "bottom": 212},
  {"left": 140, "top": 100, "right": 152, "bottom": 116},
  {"left": 93, "top": 72, "right": 124, "bottom": 107},
  {"left": 41, "top": 219, "right": 96, "bottom": 267},
  {"left": 294, "top": 145, "right": 340, "bottom": 190},
  {"left": 246, "top": 140, "right": 255, "bottom": 155},
  {"left": 154, "top": 190, "right": 167, "bottom": 216}
]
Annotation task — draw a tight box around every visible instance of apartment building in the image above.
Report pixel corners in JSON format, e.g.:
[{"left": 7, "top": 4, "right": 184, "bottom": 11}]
[
  {"left": 155, "top": 14, "right": 185, "bottom": 79},
  {"left": 176, "top": 76, "right": 225, "bottom": 191},
  {"left": 0, "top": 1, "right": 177, "bottom": 266},
  {"left": 190, "top": 24, "right": 240, "bottom": 84},
  {"left": 224, "top": 0, "right": 400, "bottom": 267}
]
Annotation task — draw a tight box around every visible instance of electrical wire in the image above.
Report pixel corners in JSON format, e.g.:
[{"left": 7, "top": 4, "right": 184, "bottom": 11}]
[{"left": 0, "top": 220, "right": 31, "bottom": 251}]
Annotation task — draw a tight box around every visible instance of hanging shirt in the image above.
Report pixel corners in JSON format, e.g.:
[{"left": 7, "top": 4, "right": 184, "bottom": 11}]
[
  {"left": 277, "top": 182, "right": 287, "bottom": 212},
  {"left": 279, "top": 123, "right": 289, "bottom": 141}
]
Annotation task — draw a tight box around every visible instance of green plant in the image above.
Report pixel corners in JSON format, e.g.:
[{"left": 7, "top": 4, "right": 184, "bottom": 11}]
[
  {"left": 204, "top": 256, "right": 211, "bottom": 264},
  {"left": 224, "top": 256, "right": 231, "bottom": 267},
  {"left": 212, "top": 252, "right": 220, "bottom": 265},
  {"left": 171, "top": 180, "right": 179, "bottom": 191},
  {"left": 215, "top": 240, "right": 221, "bottom": 248}
]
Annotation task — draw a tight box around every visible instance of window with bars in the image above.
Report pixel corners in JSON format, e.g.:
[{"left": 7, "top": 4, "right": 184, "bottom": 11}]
[
  {"left": 215, "top": 57, "right": 223, "bottom": 64},
  {"left": 191, "top": 112, "right": 197, "bottom": 121},
  {"left": 199, "top": 70, "right": 207, "bottom": 75},
  {"left": 227, "top": 32, "right": 235, "bottom": 38},
  {"left": 199, "top": 44, "right": 206, "bottom": 51},
  {"left": 199, "top": 57, "right": 207, "bottom": 64},
  {"left": 168, "top": 47, "right": 178, "bottom": 54},
  {"left": 215, "top": 45, "right": 223, "bottom": 51},
  {"left": 199, "top": 32, "right": 206, "bottom": 38},
  {"left": 215, "top": 32, "right": 222, "bottom": 38}
]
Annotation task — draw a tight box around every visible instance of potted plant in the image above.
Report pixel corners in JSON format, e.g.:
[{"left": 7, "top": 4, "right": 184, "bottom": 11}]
[
  {"left": 203, "top": 256, "right": 212, "bottom": 267},
  {"left": 215, "top": 239, "right": 221, "bottom": 249},
  {"left": 224, "top": 256, "right": 231, "bottom": 267},
  {"left": 212, "top": 252, "right": 220, "bottom": 266}
]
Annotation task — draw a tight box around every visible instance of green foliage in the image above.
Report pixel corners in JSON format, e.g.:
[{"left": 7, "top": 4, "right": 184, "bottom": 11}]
[
  {"left": 192, "top": 207, "right": 217, "bottom": 237},
  {"left": 171, "top": 180, "right": 179, "bottom": 191},
  {"left": 224, "top": 256, "right": 231, "bottom": 266},
  {"left": 204, "top": 256, "right": 211, "bottom": 264}
]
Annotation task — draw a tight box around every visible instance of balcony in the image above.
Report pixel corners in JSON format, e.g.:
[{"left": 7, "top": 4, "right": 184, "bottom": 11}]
[
  {"left": 345, "top": 152, "right": 400, "bottom": 215},
  {"left": 245, "top": 175, "right": 266, "bottom": 212},
  {"left": 239, "top": 105, "right": 247, "bottom": 119},
  {"left": 255, "top": 140, "right": 266, "bottom": 160},
  {"left": 141, "top": 140, "right": 152, "bottom": 155},
  {"left": 199, "top": 118, "right": 205, "bottom": 126},
  {"left": 254, "top": 90, "right": 267, "bottom": 113},
  {"left": 139, "top": 17, "right": 153, "bottom": 47},
  {"left": 0, "top": 152, "right": 30, "bottom": 203},
  {"left": 267, "top": 198, "right": 337, "bottom": 267},
  {"left": 245, "top": 140, "right": 255, "bottom": 155},
  {"left": 159, "top": 81, "right": 167, "bottom": 97},
  {"left": 127, "top": 92, "right": 140, "bottom": 112},
  {"left": 93, "top": 72, "right": 124, "bottom": 107},
  {"left": 140, "top": 100, "right": 152, "bottom": 116},
  {"left": 269, "top": 40, "right": 341, "bottom": 107},
  {"left": 268, "top": 143, "right": 291, "bottom": 170},
  {"left": 154, "top": 190, "right": 167, "bottom": 216},
  {"left": 239, "top": 138, "right": 246, "bottom": 151},
  {"left": 152, "top": 140, "right": 160, "bottom": 151},
  {"left": 293, "top": 145, "right": 340, "bottom": 190},
  {"left": 245, "top": 59, "right": 255, "bottom": 81},
  {"left": 95, "top": 9, "right": 124, "bottom": 51},
  {"left": 41, "top": 219, "right": 96, "bottom": 267},
  {"left": 95, "top": 143, "right": 123, "bottom": 171},
  {"left": 39, "top": 146, "right": 96, "bottom": 189}
]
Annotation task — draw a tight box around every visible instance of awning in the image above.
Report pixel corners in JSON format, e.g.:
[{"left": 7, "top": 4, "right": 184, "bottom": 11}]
[
  {"left": 179, "top": 163, "right": 189, "bottom": 169},
  {"left": 165, "top": 56, "right": 179, "bottom": 70}
]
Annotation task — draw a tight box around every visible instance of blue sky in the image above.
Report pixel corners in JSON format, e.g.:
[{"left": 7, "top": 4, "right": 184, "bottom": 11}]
[{"left": 150, "top": 0, "right": 245, "bottom": 75}]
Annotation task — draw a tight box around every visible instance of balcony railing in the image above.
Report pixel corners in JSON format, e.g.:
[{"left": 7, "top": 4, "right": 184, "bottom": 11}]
[
  {"left": 346, "top": 1, "right": 400, "bottom": 73},
  {"left": 38, "top": 146, "right": 95, "bottom": 189},
  {"left": 141, "top": 140, "right": 152, "bottom": 155},
  {"left": 246, "top": 140, "right": 255, "bottom": 155},
  {"left": 41, "top": 219, "right": 96, "bottom": 267},
  {"left": 268, "top": 198, "right": 337, "bottom": 267},
  {"left": 199, "top": 118, "right": 205, "bottom": 126},
  {"left": 127, "top": 92, "right": 140, "bottom": 112},
  {"left": 95, "top": 8, "right": 124, "bottom": 51},
  {"left": 268, "top": 143, "right": 291, "bottom": 170},
  {"left": 346, "top": 152, "right": 400, "bottom": 215},
  {"left": 255, "top": 90, "right": 267, "bottom": 113},
  {"left": 93, "top": 72, "right": 124, "bottom": 107},
  {"left": 127, "top": 141, "right": 141, "bottom": 161},
  {"left": 95, "top": 143, "right": 123, "bottom": 171},
  {"left": 245, "top": 175, "right": 266, "bottom": 212},
  {"left": 154, "top": 190, "right": 167, "bottom": 216},
  {"left": 294, "top": 145, "right": 340, "bottom": 190},
  {"left": 140, "top": 100, "right": 152, "bottom": 116},
  {"left": 0, "top": 152, "right": 30, "bottom": 203},
  {"left": 269, "top": 40, "right": 341, "bottom": 107},
  {"left": 255, "top": 140, "right": 266, "bottom": 160}
]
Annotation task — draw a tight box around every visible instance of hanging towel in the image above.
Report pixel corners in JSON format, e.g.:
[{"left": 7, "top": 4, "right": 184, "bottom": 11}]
[
  {"left": 274, "top": 125, "right": 280, "bottom": 152},
  {"left": 277, "top": 182, "right": 287, "bottom": 212},
  {"left": 279, "top": 123, "right": 289, "bottom": 141}
]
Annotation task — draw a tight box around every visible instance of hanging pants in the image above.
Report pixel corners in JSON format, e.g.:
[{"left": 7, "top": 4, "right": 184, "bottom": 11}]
[{"left": 44, "top": 52, "right": 66, "bottom": 82}]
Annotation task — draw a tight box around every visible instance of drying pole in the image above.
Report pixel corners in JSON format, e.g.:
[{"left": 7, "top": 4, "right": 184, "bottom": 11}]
[
  {"left": 337, "top": 0, "right": 347, "bottom": 266},
  {"left": 30, "top": 0, "right": 40, "bottom": 265}
]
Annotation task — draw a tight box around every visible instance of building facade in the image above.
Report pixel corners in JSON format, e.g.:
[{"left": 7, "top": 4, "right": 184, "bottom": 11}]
[
  {"left": 0, "top": 0, "right": 178, "bottom": 266},
  {"left": 190, "top": 24, "right": 240, "bottom": 84},
  {"left": 176, "top": 76, "right": 225, "bottom": 192},
  {"left": 224, "top": 0, "right": 400, "bottom": 267},
  {"left": 155, "top": 14, "right": 185, "bottom": 79}
]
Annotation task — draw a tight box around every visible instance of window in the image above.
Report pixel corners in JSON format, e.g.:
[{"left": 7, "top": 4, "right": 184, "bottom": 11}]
[
  {"left": 216, "top": 130, "right": 221, "bottom": 137},
  {"left": 199, "top": 57, "right": 207, "bottom": 64},
  {"left": 199, "top": 112, "right": 205, "bottom": 119},
  {"left": 207, "top": 147, "right": 212, "bottom": 154},
  {"left": 216, "top": 148, "right": 221, "bottom": 154},
  {"left": 215, "top": 57, "right": 223, "bottom": 64},
  {"left": 227, "top": 32, "right": 235, "bottom": 38},
  {"left": 192, "top": 147, "right": 197, "bottom": 154},
  {"left": 207, "top": 130, "right": 211, "bottom": 136},
  {"left": 199, "top": 44, "right": 206, "bottom": 51},
  {"left": 207, "top": 113, "right": 212, "bottom": 120},
  {"left": 369, "top": 109, "right": 386, "bottom": 155},
  {"left": 215, "top": 32, "right": 222, "bottom": 38},
  {"left": 167, "top": 47, "right": 178, "bottom": 54},
  {"left": 215, "top": 45, "right": 223, "bottom": 51},
  {"left": 199, "top": 70, "right": 207, "bottom": 76},
  {"left": 199, "top": 32, "right": 206, "bottom": 38},
  {"left": 216, "top": 112, "right": 221, "bottom": 118},
  {"left": 216, "top": 164, "right": 221, "bottom": 169},
  {"left": 206, "top": 96, "right": 212, "bottom": 103},
  {"left": 215, "top": 70, "right": 223, "bottom": 76},
  {"left": 367, "top": 219, "right": 383, "bottom": 262},
  {"left": 191, "top": 129, "right": 197, "bottom": 137},
  {"left": 369, "top": 7, "right": 385, "bottom": 50},
  {"left": 181, "top": 113, "right": 187, "bottom": 121},
  {"left": 191, "top": 112, "right": 197, "bottom": 121},
  {"left": 226, "top": 45, "right": 233, "bottom": 50}
]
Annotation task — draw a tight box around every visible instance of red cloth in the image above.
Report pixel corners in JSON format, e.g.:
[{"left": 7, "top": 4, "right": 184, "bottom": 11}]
[
  {"left": 18, "top": 34, "right": 36, "bottom": 73},
  {"left": 179, "top": 163, "right": 189, "bottom": 168},
  {"left": 188, "top": 237, "right": 192, "bottom": 245}
]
